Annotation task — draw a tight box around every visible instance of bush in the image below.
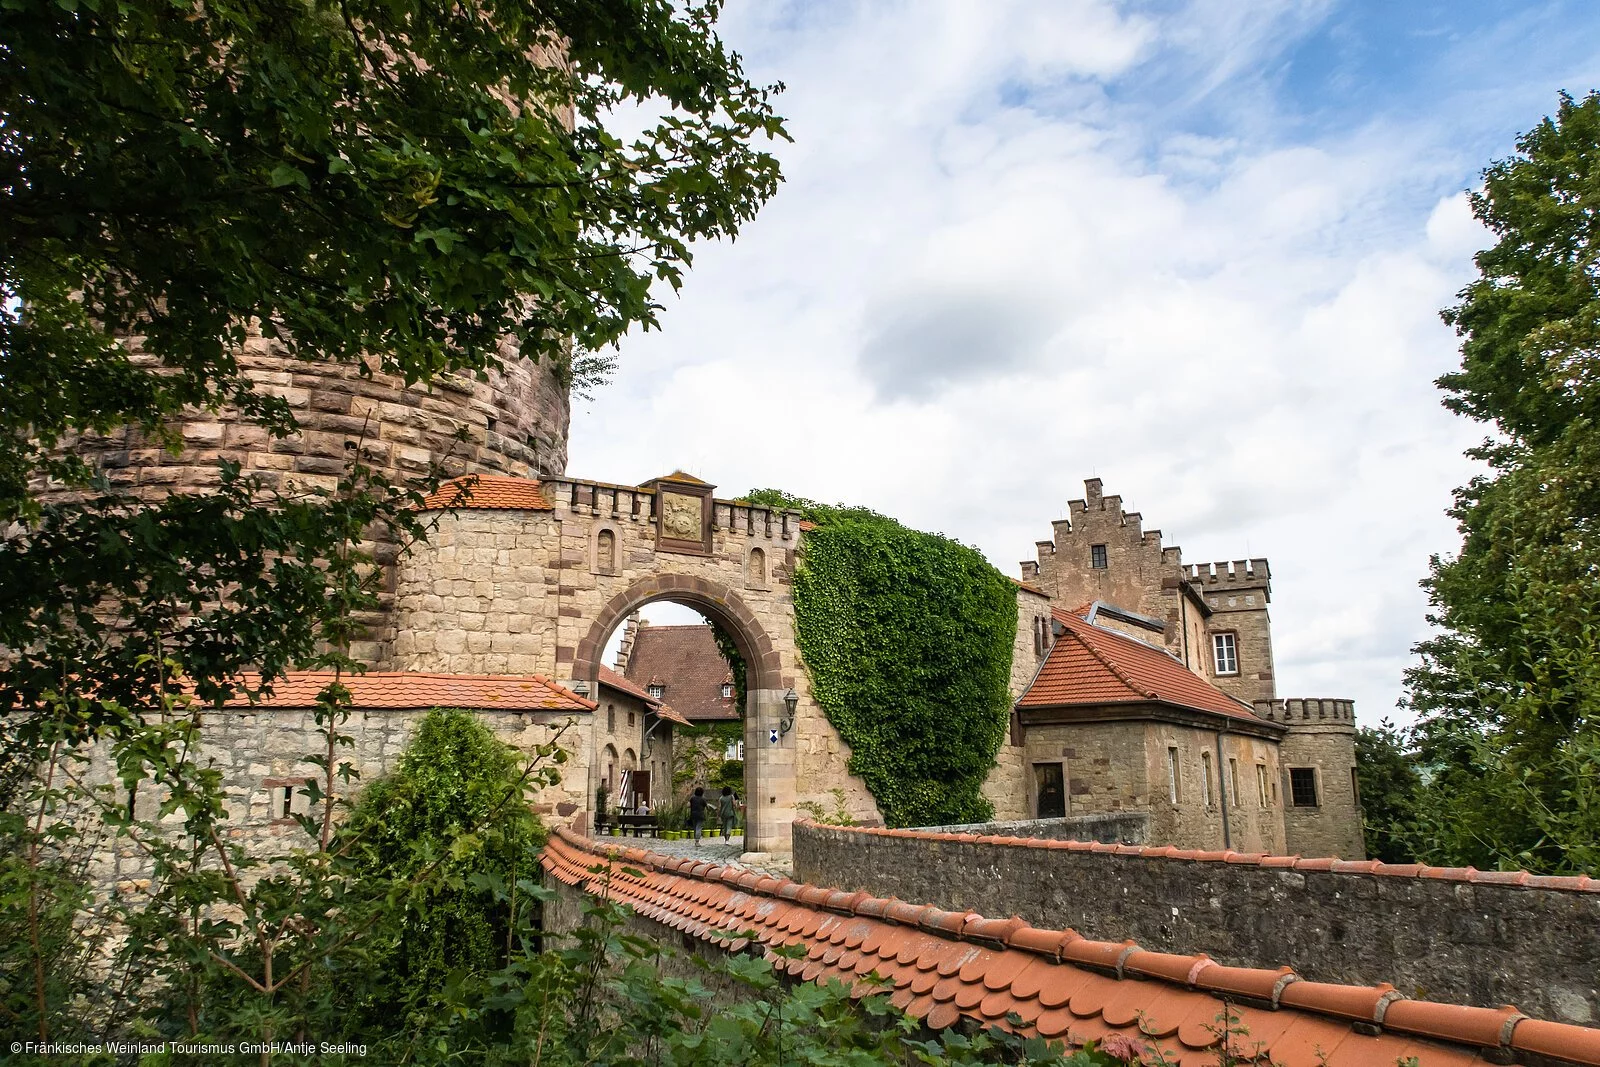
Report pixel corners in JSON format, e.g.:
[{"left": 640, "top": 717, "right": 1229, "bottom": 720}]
[{"left": 340, "top": 709, "right": 548, "bottom": 1028}]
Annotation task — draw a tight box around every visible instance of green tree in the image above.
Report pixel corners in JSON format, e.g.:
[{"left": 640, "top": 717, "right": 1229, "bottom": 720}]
[
  {"left": 1405, "top": 91, "right": 1600, "bottom": 873},
  {"left": 1353, "top": 721, "right": 1422, "bottom": 864}
]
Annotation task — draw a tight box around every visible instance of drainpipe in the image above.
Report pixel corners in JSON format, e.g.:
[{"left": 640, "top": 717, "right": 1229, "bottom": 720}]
[{"left": 1214, "top": 727, "right": 1232, "bottom": 851}]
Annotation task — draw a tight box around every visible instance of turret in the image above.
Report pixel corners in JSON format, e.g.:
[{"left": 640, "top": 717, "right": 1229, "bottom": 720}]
[{"left": 1254, "top": 699, "right": 1364, "bottom": 859}]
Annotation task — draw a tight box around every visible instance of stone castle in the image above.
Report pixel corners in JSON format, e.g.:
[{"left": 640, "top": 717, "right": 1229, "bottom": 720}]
[{"left": 52, "top": 341, "right": 1363, "bottom": 863}]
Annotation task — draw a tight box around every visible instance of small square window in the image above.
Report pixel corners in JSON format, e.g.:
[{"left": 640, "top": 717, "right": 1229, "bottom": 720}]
[
  {"left": 1212, "top": 633, "right": 1238, "bottom": 676},
  {"left": 1290, "top": 767, "right": 1319, "bottom": 807},
  {"left": 1090, "top": 544, "right": 1108, "bottom": 569}
]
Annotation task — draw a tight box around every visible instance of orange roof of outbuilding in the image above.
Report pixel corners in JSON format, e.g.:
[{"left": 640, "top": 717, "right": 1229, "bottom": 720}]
[
  {"left": 541, "top": 829, "right": 1600, "bottom": 1066},
  {"left": 227, "top": 671, "right": 593, "bottom": 711},
  {"left": 1019, "top": 608, "right": 1262, "bottom": 723},
  {"left": 597, "top": 666, "right": 691, "bottom": 727},
  {"left": 419, "top": 475, "right": 552, "bottom": 511}
]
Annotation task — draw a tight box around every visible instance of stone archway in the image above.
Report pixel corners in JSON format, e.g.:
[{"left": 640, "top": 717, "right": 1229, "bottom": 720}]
[{"left": 573, "top": 575, "right": 792, "bottom": 853}]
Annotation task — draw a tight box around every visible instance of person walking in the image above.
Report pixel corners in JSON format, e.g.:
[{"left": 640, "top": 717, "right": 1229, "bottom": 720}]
[
  {"left": 718, "top": 786, "right": 739, "bottom": 843},
  {"left": 688, "top": 786, "right": 708, "bottom": 845}
]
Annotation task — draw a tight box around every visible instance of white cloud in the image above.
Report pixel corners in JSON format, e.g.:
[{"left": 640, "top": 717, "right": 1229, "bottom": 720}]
[{"left": 571, "top": 1, "right": 1522, "bottom": 726}]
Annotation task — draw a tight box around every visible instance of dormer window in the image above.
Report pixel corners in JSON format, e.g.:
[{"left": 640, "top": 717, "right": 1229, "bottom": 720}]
[
  {"left": 721, "top": 683, "right": 733, "bottom": 699},
  {"left": 647, "top": 684, "right": 664, "bottom": 700}
]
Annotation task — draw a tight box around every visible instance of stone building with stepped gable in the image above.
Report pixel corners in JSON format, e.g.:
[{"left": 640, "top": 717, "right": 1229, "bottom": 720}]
[{"left": 1012, "top": 478, "right": 1364, "bottom": 859}]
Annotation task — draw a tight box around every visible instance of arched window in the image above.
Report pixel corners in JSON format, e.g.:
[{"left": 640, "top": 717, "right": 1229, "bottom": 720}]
[
  {"left": 747, "top": 547, "right": 765, "bottom": 586},
  {"left": 602, "top": 744, "right": 619, "bottom": 791}
]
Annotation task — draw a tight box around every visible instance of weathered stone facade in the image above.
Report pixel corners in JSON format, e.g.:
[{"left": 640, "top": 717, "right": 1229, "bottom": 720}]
[
  {"left": 793, "top": 822, "right": 1600, "bottom": 1027},
  {"left": 87, "top": 704, "right": 588, "bottom": 895},
  {"left": 1008, "top": 478, "right": 1363, "bottom": 858}
]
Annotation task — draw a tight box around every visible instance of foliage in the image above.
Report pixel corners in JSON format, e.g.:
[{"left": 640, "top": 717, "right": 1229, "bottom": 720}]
[
  {"left": 714, "top": 758, "right": 746, "bottom": 795},
  {"left": 796, "top": 787, "right": 855, "bottom": 827},
  {"left": 338, "top": 709, "right": 549, "bottom": 1029},
  {"left": 1353, "top": 722, "right": 1423, "bottom": 864},
  {"left": 672, "top": 720, "right": 743, "bottom": 793},
  {"left": 743, "top": 490, "right": 1018, "bottom": 827},
  {"left": 1405, "top": 91, "right": 1600, "bottom": 873},
  {"left": 384, "top": 872, "right": 1136, "bottom": 1066},
  {"left": 2, "top": 0, "right": 785, "bottom": 1046}
]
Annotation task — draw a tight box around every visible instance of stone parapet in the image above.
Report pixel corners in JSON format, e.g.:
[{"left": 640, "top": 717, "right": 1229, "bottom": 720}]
[{"left": 792, "top": 821, "right": 1600, "bottom": 1027}]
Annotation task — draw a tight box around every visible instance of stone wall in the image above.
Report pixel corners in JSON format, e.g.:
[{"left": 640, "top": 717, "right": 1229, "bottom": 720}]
[
  {"left": 86, "top": 705, "right": 588, "bottom": 896},
  {"left": 792, "top": 823, "right": 1600, "bottom": 1026},
  {"left": 911, "top": 812, "right": 1149, "bottom": 843}
]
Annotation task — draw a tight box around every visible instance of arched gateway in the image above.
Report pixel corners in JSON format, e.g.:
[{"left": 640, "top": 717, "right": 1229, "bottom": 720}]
[{"left": 386, "top": 470, "right": 835, "bottom": 852}]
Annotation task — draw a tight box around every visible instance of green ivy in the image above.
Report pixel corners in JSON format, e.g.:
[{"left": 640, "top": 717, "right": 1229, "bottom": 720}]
[{"left": 743, "top": 490, "right": 1017, "bottom": 827}]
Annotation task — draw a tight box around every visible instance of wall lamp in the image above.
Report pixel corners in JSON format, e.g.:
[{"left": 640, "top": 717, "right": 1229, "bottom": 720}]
[{"left": 779, "top": 688, "right": 798, "bottom": 735}]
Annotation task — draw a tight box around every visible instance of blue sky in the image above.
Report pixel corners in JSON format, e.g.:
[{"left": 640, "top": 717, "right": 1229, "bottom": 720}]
[{"left": 579, "top": 1, "right": 1600, "bottom": 725}]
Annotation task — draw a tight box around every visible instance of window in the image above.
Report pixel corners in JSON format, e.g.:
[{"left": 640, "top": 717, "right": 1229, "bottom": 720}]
[
  {"left": 1167, "top": 747, "right": 1180, "bottom": 805},
  {"left": 1090, "top": 544, "right": 1108, "bottom": 569},
  {"left": 724, "top": 739, "right": 745, "bottom": 761},
  {"left": 1256, "top": 763, "right": 1270, "bottom": 807},
  {"left": 721, "top": 682, "right": 734, "bottom": 699},
  {"left": 1033, "top": 762, "right": 1066, "bottom": 819},
  {"left": 1290, "top": 767, "right": 1319, "bottom": 807},
  {"left": 626, "top": 709, "right": 635, "bottom": 728},
  {"left": 1351, "top": 767, "right": 1361, "bottom": 808},
  {"left": 1201, "top": 752, "right": 1214, "bottom": 808},
  {"left": 1228, "top": 758, "right": 1240, "bottom": 804},
  {"left": 1212, "top": 632, "right": 1238, "bottom": 675},
  {"left": 647, "top": 684, "right": 664, "bottom": 700},
  {"left": 606, "top": 704, "right": 615, "bottom": 732}
]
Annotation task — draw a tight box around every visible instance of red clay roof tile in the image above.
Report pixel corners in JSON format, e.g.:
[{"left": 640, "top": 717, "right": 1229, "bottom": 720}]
[
  {"left": 419, "top": 474, "right": 552, "bottom": 511},
  {"left": 1018, "top": 609, "right": 1265, "bottom": 723},
  {"left": 228, "top": 670, "right": 593, "bottom": 711},
  {"left": 623, "top": 624, "right": 740, "bottom": 722},
  {"left": 541, "top": 829, "right": 1600, "bottom": 1066}
]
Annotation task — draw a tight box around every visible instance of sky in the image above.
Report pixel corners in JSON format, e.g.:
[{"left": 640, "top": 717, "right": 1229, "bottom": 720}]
[{"left": 577, "top": 1, "right": 1600, "bottom": 727}]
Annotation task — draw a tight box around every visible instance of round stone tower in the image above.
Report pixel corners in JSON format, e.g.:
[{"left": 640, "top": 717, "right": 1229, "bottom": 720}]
[
  {"left": 1252, "top": 698, "right": 1365, "bottom": 859},
  {"left": 54, "top": 326, "right": 571, "bottom": 664}
]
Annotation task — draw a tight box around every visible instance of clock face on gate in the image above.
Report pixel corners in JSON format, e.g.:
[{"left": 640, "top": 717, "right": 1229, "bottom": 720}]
[{"left": 660, "top": 492, "right": 703, "bottom": 541}]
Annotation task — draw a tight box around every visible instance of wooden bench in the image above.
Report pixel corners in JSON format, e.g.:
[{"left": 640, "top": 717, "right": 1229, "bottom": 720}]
[{"left": 600, "top": 814, "right": 660, "bottom": 838}]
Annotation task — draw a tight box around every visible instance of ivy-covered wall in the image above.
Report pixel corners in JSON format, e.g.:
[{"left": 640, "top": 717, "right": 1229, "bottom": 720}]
[{"left": 743, "top": 491, "right": 1017, "bottom": 827}]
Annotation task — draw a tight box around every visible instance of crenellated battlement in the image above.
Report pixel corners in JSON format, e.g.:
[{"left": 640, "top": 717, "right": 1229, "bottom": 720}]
[
  {"left": 1184, "top": 558, "right": 1270, "bottom": 587},
  {"left": 540, "top": 475, "right": 806, "bottom": 541},
  {"left": 1252, "top": 698, "right": 1355, "bottom": 726}
]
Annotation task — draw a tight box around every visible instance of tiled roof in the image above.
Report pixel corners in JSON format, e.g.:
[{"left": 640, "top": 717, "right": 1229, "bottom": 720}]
[
  {"left": 648, "top": 470, "right": 710, "bottom": 486},
  {"left": 418, "top": 475, "right": 552, "bottom": 511},
  {"left": 541, "top": 829, "right": 1600, "bottom": 1066},
  {"left": 597, "top": 666, "right": 691, "bottom": 727},
  {"left": 1009, "top": 576, "right": 1050, "bottom": 597},
  {"left": 1019, "top": 608, "right": 1262, "bottom": 723},
  {"left": 624, "top": 625, "right": 739, "bottom": 722},
  {"left": 227, "top": 671, "right": 594, "bottom": 711}
]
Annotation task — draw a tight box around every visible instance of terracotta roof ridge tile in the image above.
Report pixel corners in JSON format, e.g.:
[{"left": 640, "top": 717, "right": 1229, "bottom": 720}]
[
  {"left": 800, "top": 822, "right": 1600, "bottom": 890},
  {"left": 542, "top": 829, "right": 1600, "bottom": 1065}
]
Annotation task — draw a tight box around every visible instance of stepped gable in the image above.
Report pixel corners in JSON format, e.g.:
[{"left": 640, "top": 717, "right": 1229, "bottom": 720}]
[
  {"left": 541, "top": 828, "right": 1600, "bottom": 1066},
  {"left": 598, "top": 666, "right": 690, "bottom": 727},
  {"left": 227, "top": 671, "right": 593, "bottom": 711},
  {"left": 419, "top": 474, "right": 552, "bottom": 511},
  {"left": 623, "top": 624, "right": 739, "bottom": 722},
  {"left": 1020, "top": 607, "right": 1261, "bottom": 724}
]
